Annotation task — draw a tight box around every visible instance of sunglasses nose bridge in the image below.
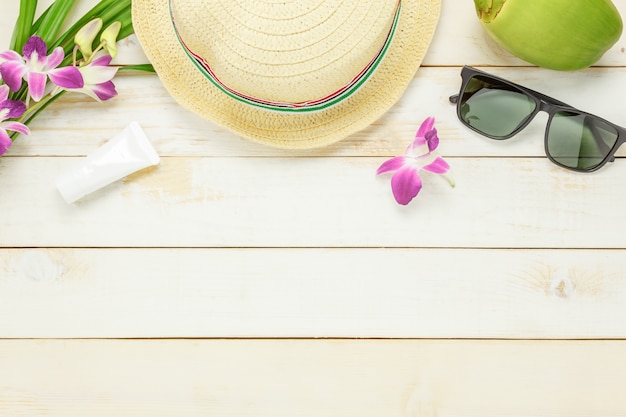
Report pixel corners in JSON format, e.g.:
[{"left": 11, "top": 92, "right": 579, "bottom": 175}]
[{"left": 537, "top": 99, "right": 553, "bottom": 114}]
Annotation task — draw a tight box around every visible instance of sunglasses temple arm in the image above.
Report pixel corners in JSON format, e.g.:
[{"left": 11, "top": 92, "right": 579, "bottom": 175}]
[
  {"left": 448, "top": 89, "right": 569, "bottom": 110},
  {"left": 518, "top": 85, "right": 571, "bottom": 108}
]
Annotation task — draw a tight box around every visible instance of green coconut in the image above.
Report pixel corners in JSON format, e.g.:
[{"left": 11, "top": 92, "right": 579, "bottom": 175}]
[{"left": 475, "top": 0, "right": 623, "bottom": 70}]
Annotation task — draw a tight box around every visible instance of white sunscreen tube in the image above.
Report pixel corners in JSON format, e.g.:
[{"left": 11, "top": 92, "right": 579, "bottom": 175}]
[{"left": 55, "top": 122, "right": 160, "bottom": 203}]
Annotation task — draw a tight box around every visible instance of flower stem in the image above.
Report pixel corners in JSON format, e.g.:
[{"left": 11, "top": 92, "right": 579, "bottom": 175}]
[{"left": 8, "top": 91, "right": 67, "bottom": 141}]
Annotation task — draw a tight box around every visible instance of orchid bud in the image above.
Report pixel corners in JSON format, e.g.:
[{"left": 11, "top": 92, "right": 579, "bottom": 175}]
[
  {"left": 75, "top": 18, "right": 103, "bottom": 59},
  {"left": 100, "top": 21, "right": 122, "bottom": 58},
  {"left": 474, "top": 0, "right": 623, "bottom": 70}
]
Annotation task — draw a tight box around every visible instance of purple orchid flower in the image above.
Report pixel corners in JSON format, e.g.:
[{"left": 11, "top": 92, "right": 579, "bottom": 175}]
[
  {"left": 0, "top": 36, "right": 83, "bottom": 101},
  {"left": 377, "top": 117, "right": 454, "bottom": 205},
  {"left": 67, "top": 53, "right": 118, "bottom": 101},
  {"left": 0, "top": 85, "right": 30, "bottom": 155}
]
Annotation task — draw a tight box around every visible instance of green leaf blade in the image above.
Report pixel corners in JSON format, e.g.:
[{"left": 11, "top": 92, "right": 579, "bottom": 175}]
[
  {"left": 35, "top": 0, "right": 77, "bottom": 47},
  {"left": 118, "top": 64, "right": 155, "bottom": 73},
  {"left": 10, "top": 0, "right": 38, "bottom": 52}
]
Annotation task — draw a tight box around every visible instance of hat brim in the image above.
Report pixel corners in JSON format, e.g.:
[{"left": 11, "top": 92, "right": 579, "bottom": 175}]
[{"left": 132, "top": 0, "right": 441, "bottom": 149}]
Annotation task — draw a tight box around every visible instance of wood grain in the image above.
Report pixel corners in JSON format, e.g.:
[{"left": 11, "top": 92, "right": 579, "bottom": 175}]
[
  {"left": 2, "top": 339, "right": 626, "bottom": 417},
  {"left": 1, "top": 156, "right": 625, "bottom": 248},
  {"left": 1, "top": 248, "right": 625, "bottom": 338}
]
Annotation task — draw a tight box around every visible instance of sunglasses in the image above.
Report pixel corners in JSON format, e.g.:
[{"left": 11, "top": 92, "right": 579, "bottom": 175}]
[{"left": 449, "top": 66, "right": 626, "bottom": 172}]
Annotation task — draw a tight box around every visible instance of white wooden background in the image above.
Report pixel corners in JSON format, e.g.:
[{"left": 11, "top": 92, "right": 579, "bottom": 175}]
[{"left": 2, "top": 0, "right": 626, "bottom": 415}]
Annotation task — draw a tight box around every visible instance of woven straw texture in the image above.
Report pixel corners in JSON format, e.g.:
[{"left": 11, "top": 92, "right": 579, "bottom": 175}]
[{"left": 132, "top": 0, "right": 441, "bottom": 149}]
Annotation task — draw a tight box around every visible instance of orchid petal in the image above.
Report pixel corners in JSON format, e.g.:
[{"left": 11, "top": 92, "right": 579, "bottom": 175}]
[
  {"left": 0, "top": 99, "right": 27, "bottom": 119},
  {"left": 0, "top": 129, "right": 12, "bottom": 155},
  {"left": 75, "top": 18, "right": 102, "bottom": 59},
  {"left": 23, "top": 36, "right": 47, "bottom": 62},
  {"left": 409, "top": 117, "right": 436, "bottom": 151},
  {"left": 406, "top": 140, "right": 430, "bottom": 158},
  {"left": 27, "top": 72, "right": 48, "bottom": 101},
  {"left": 91, "top": 54, "right": 113, "bottom": 67},
  {"left": 47, "top": 47, "right": 65, "bottom": 69},
  {"left": 0, "top": 85, "right": 9, "bottom": 102},
  {"left": 92, "top": 80, "right": 117, "bottom": 101},
  {"left": 425, "top": 128, "right": 439, "bottom": 152},
  {"left": 67, "top": 87, "right": 99, "bottom": 101},
  {"left": 376, "top": 155, "right": 407, "bottom": 175},
  {"left": 68, "top": 80, "right": 117, "bottom": 102},
  {"left": 422, "top": 156, "right": 450, "bottom": 174},
  {"left": 80, "top": 62, "right": 117, "bottom": 85},
  {"left": 411, "top": 132, "right": 427, "bottom": 148},
  {"left": 3, "top": 121, "right": 30, "bottom": 136},
  {"left": 416, "top": 117, "right": 435, "bottom": 138},
  {"left": 0, "top": 61, "right": 27, "bottom": 91},
  {"left": 101, "top": 21, "right": 121, "bottom": 58},
  {"left": 49, "top": 66, "right": 84, "bottom": 89},
  {"left": 0, "top": 50, "right": 22, "bottom": 61},
  {"left": 390, "top": 166, "right": 423, "bottom": 205}
]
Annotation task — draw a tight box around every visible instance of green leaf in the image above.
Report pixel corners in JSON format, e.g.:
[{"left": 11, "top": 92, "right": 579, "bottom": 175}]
[
  {"left": 31, "top": 7, "right": 50, "bottom": 34},
  {"left": 118, "top": 64, "right": 156, "bottom": 73},
  {"left": 35, "top": 0, "right": 77, "bottom": 47},
  {"left": 10, "top": 0, "right": 38, "bottom": 52}
]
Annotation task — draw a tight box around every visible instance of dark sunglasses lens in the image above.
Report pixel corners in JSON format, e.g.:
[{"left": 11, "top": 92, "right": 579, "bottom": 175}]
[
  {"left": 459, "top": 75, "right": 537, "bottom": 138},
  {"left": 547, "top": 111, "right": 619, "bottom": 171}
]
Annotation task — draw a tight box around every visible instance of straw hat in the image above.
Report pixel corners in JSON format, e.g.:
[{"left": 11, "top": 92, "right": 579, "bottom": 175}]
[{"left": 132, "top": 0, "right": 441, "bottom": 149}]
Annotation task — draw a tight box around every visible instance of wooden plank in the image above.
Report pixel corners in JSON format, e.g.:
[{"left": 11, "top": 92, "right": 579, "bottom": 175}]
[
  {"left": 1, "top": 156, "right": 626, "bottom": 249},
  {"left": 1, "top": 248, "right": 625, "bottom": 338},
  {"left": 4, "top": 67, "right": 626, "bottom": 157},
  {"left": 1, "top": 339, "right": 626, "bottom": 416}
]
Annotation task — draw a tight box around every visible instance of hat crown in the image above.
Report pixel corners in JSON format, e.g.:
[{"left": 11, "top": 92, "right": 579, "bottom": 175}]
[{"left": 171, "top": 0, "right": 399, "bottom": 103}]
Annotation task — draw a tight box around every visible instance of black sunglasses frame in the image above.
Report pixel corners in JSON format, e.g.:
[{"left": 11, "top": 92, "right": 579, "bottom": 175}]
[{"left": 449, "top": 66, "right": 626, "bottom": 173}]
